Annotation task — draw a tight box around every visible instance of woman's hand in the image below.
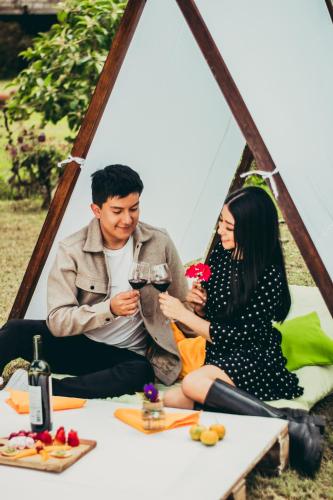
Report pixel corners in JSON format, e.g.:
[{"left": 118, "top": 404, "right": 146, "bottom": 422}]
[
  {"left": 159, "top": 294, "right": 187, "bottom": 322},
  {"left": 186, "top": 281, "right": 207, "bottom": 317}
]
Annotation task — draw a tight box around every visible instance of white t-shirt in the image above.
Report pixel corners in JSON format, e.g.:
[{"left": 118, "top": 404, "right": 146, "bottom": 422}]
[{"left": 84, "top": 237, "right": 147, "bottom": 355}]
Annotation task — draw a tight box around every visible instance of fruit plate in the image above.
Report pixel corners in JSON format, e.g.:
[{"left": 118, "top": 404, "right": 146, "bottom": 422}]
[{"left": 0, "top": 438, "right": 96, "bottom": 473}]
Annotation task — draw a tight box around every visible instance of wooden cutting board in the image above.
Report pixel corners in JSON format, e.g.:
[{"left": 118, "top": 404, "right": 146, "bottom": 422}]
[{"left": 0, "top": 438, "right": 96, "bottom": 473}]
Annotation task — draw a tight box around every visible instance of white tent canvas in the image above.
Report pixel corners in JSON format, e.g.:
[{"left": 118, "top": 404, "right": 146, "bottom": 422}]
[
  {"left": 10, "top": 0, "right": 333, "bottom": 320},
  {"left": 196, "top": 0, "right": 333, "bottom": 279}
]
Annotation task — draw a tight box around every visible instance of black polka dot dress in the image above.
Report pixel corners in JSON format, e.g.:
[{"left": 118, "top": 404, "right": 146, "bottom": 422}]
[{"left": 204, "top": 242, "right": 303, "bottom": 401}]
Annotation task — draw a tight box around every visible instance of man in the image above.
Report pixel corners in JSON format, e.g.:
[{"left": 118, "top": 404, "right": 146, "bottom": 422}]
[{"left": 0, "top": 165, "right": 188, "bottom": 398}]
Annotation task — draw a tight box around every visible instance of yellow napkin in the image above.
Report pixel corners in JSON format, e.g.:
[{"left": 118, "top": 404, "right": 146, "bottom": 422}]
[
  {"left": 114, "top": 407, "right": 200, "bottom": 434},
  {"left": 6, "top": 389, "right": 86, "bottom": 414}
]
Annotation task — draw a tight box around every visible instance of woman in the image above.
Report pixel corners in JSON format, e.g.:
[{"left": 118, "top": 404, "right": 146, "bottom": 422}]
[{"left": 159, "top": 186, "right": 323, "bottom": 476}]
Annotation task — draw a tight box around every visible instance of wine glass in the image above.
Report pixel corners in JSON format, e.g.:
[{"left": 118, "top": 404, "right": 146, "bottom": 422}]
[
  {"left": 128, "top": 261, "right": 150, "bottom": 290},
  {"left": 150, "top": 263, "right": 172, "bottom": 293},
  {"left": 151, "top": 263, "right": 172, "bottom": 323},
  {"left": 128, "top": 261, "right": 150, "bottom": 319}
]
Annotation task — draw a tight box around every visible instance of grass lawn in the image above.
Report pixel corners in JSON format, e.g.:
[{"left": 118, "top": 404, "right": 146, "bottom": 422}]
[
  {"left": 0, "top": 198, "right": 332, "bottom": 497},
  {"left": 0, "top": 79, "right": 71, "bottom": 180},
  {"left": 0, "top": 199, "right": 46, "bottom": 321}
]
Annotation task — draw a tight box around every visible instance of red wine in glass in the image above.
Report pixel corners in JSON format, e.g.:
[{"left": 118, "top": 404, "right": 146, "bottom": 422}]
[
  {"left": 151, "top": 264, "right": 172, "bottom": 323},
  {"left": 128, "top": 262, "right": 149, "bottom": 319},
  {"left": 128, "top": 278, "right": 148, "bottom": 290},
  {"left": 150, "top": 264, "right": 172, "bottom": 293},
  {"left": 151, "top": 281, "right": 170, "bottom": 292},
  {"left": 128, "top": 262, "right": 149, "bottom": 290}
]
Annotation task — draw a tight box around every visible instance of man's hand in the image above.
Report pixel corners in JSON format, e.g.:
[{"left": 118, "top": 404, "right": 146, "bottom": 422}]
[
  {"left": 186, "top": 281, "right": 207, "bottom": 317},
  {"left": 110, "top": 291, "right": 140, "bottom": 316}
]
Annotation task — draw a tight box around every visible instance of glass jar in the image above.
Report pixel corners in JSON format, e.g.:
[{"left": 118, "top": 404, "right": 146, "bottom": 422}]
[{"left": 142, "top": 400, "right": 166, "bottom": 431}]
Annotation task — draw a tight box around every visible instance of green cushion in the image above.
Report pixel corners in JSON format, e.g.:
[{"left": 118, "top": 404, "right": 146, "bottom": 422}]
[
  {"left": 107, "top": 368, "right": 333, "bottom": 411},
  {"left": 269, "top": 365, "right": 333, "bottom": 411},
  {"left": 274, "top": 311, "right": 333, "bottom": 371}
]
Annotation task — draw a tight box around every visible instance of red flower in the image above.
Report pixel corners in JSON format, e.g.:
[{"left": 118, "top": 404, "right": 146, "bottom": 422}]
[
  {"left": 185, "top": 266, "right": 197, "bottom": 278},
  {"left": 185, "top": 263, "right": 212, "bottom": 282},
  {"left": 54, "top": 426, "right": 66, "bottom": 444},
  {"left": 67, "top": 429, "right": 80, "bottom": 447},
  {"left": 35, "top": 430, "right": 53, "bottom": 444}
]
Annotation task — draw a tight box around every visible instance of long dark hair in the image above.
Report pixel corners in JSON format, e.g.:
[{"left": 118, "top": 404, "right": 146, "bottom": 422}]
[{"left": 223, "top": 186, "right": 290, "bottom": 322}]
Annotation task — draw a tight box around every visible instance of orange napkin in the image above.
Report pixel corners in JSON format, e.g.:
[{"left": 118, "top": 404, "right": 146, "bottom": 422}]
[
  {"left": 114, "top": 408, "right": 200, "bottom": 434},
  {"left": 6, "top": 390, "right": 86, "bottom": 414}
]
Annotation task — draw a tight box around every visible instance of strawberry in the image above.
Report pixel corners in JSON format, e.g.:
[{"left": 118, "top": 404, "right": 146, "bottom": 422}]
[
  {"left": 17, "top": 430, "right": 28, "bottom": 436},
  {"left": 67, "top": 429, "right": 80, "bottom": 447},
  {"left": 8, "top": 432, "right": 19, "bottom": 440},
  {"left": 8, "top": 430, "right": 29, "bottom": 439},
  {"left": 35, "top": 430, "right": 53, "bottom": 445},
  {"left": 54, "top": 426, "right": 66, "bottom": 445},
  {"left": 34, "top": 440, "right": 44, "bottom": 452}
]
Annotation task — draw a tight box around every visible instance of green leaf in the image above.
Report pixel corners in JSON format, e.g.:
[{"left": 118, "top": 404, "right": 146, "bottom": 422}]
[
  {"left": 57, "top": 10, "right": 68, "bottom": 23},
  {"left": 7, "top": 0, "right": 126, "bottom": 131}
]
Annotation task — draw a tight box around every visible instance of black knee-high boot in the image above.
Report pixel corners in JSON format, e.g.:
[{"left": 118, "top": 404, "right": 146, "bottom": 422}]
[
  {"left": 203, "top": 379, "right": 324, "bottom": 476},
  {"left": 198, "top": 379, "right": 325, "bottom": 432}
]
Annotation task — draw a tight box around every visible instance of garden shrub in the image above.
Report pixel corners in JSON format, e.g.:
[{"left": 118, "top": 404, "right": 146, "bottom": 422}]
[{"left": 5, "top": 126, "right": 66, "bottom": 208}]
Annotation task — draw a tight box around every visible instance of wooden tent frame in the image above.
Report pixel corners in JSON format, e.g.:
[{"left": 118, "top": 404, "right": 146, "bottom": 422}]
[{"left": 9, "top": 0, "right": 333, "bottom": 319}]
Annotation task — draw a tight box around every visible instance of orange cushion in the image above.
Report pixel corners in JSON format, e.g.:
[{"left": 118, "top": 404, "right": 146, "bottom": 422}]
[{"left": 171, "top": 322, "right": 206, "bottom": 379}]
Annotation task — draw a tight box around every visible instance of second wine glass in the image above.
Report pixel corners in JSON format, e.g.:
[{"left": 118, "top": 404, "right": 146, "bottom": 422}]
[
  {"left": 151, "top": 263, "right": 172, "bottom": 324},
  {"left": 150, "top": 263, "right": 172, "bottom": 293}
]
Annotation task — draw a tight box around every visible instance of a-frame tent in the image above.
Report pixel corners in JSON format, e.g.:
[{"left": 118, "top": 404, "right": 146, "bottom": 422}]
[{"left": 9, "top": 0, "right": 333, "bottom": 321}]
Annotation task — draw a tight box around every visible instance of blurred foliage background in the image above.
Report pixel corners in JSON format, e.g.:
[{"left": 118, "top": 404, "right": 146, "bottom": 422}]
[{"left": 0, "top": 0, "right": 126, "bottom": 206}]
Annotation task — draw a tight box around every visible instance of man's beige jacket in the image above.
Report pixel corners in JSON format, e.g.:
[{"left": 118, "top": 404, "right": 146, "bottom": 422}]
[{"left": 47, "top": 218, "right": 189, "bottom": 385}]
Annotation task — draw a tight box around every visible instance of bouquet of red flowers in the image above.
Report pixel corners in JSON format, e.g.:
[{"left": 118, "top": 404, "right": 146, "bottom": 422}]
[{"left": 185, "top": 262, "right": 212, "bottom": 282}]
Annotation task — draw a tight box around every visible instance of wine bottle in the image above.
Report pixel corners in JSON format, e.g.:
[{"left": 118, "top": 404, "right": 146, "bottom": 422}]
[{"left": 28, "top": 335, "right": 53, "bottom": 432}]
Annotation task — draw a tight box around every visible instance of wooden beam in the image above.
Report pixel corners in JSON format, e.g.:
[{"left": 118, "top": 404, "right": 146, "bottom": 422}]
[
  {"left": 177, "top": 0, "right": 333, "bottom": 316},
  {"left": 9, "top": 0, "right": 147, "bottom": 319},
  {"left": 325, "top": 0, "right": 333, "bottom": 22}
]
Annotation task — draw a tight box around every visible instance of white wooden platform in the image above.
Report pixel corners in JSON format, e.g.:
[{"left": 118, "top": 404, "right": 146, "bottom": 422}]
[{"left": 0, "top": 392, "right": 288, "bottom": 499}]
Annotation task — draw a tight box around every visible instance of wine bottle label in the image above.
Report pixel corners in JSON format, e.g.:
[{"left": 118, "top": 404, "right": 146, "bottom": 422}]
[{"left": 29, "top": 385, "right": 43, "bottom": 425}]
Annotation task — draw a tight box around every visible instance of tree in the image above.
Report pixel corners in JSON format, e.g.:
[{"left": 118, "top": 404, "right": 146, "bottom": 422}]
[{"left": 7, "top": 0, "right": 126, "bottom": 131}]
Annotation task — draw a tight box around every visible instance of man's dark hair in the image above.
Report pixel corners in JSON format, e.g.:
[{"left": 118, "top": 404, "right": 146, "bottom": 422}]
[{"left": 91, "top": 164, "right": 144, "bottom": 206}]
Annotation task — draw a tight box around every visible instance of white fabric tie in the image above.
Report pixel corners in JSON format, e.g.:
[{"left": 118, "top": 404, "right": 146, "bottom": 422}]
[
  {"left": 58, "top": 155, "right": 85, "bottom": 169},
  {"left": 240, "top": 167, "right": 279, "bottom": 198}
]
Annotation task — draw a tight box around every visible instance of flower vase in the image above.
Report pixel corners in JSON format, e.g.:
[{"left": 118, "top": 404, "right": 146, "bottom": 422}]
[{"left": 142, "top": 399, "right": 166, "bottom": 431}]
